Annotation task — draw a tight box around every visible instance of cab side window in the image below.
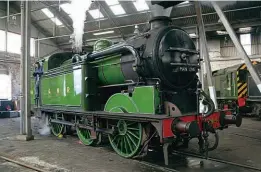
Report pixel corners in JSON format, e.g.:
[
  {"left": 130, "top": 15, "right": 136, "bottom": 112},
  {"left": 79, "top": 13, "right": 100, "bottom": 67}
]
[{"left": 238, "top": 69, "right": 247, "bottom": 81}]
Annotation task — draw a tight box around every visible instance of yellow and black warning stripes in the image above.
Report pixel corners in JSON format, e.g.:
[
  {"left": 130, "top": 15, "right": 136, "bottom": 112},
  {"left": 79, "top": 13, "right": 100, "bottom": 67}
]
[
  {"left": 239, "top": 64, "right": 247, "bottom": 70},
  {"left": 236, "top": 61, "right": 258, "bottom": 98},
  {"left": 237, "top": 82, "right": 247, "bottom": 98}
]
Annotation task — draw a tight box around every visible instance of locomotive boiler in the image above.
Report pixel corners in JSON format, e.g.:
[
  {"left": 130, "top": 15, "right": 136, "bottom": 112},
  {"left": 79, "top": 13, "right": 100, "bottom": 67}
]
[{"left": 31, "top": 16, "right": 242, "bottom": 165}]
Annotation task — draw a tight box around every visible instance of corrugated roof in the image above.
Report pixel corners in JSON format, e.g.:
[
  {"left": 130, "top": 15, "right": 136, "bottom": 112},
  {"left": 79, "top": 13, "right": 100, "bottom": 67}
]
[{"left": 12, "top": 1, "right": 261, "bottom": 46}]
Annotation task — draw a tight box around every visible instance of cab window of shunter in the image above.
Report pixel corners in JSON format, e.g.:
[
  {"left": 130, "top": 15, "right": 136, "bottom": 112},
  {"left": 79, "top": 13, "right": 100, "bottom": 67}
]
[{"left": 238, "top": 69, "right": 247, "bottom": 81}]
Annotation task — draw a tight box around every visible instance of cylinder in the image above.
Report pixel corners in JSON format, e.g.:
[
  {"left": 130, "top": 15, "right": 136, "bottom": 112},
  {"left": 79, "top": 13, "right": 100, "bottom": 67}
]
[{"left": 172, "top": 120, "right": 200, "bottom": 138}]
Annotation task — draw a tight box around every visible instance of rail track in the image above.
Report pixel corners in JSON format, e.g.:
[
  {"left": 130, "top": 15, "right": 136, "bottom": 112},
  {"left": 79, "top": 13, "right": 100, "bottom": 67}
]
[
  {"left": 172, "top": 150, "right": 261, "bottom": 171},
  {"left": 0, "top": 153, "right": 47, "bottom": 172},
  {"left": 229, "top": 132, "right": 261, "bottom": 141},
  {"left": 135, "top": 160, "right": 180, "bottom": 172}
]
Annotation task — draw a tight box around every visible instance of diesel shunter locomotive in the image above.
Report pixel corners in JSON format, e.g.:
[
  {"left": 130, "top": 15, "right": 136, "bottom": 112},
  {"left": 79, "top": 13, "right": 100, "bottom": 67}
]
[
  {"left": 212, "top": 61, "right": 261, "bottom": 118},
  {"left": 32, "top": 16, "right": 242, "bottom": 165}
]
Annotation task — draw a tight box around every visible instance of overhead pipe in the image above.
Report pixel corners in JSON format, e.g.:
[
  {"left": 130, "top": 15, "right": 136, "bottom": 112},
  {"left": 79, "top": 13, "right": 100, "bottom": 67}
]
[{"left": 212, "top": 1, "right": 261, "bottom": 92}]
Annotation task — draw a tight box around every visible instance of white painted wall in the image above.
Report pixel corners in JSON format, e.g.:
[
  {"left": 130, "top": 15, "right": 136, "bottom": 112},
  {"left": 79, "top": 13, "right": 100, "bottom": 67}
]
[
  {"left": 0, "top": 3, "right": 62, "bottom": 98},
  {"left": 0, "top": 2, "right": 61, "bottom": 58}
]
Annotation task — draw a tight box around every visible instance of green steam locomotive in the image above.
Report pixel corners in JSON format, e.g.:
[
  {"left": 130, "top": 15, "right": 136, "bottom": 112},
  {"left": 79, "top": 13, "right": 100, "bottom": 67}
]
[{"left": 31, "top": 16, "right": 241, "bottom": 165}]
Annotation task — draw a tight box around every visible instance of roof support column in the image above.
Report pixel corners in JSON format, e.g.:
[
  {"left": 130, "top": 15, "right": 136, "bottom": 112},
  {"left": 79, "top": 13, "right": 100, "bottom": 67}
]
[
  {"left": 195, "top": 1, "right": 218, "bottom": 109},
  {"left": 212, "top": 1, "right": 261, "bottom": 93},
  {"left": 20, "top": 1, "right": 34, "bottom": 140}
]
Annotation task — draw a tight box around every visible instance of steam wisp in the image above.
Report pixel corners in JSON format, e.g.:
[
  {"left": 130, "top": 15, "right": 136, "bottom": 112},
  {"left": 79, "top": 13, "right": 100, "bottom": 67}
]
[
  {"left": 38, "top": 114, "right": 50, "bottom": 136},
  {"left": 70, "top": 0, "right": 92, "bottom": 53}
]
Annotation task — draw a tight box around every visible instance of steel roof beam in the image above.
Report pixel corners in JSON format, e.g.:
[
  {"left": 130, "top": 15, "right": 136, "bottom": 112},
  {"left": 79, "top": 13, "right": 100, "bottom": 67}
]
[
  {"left": 11, "top": 3, "right": 56, "bottom": 39},
  {"left": 10, "top": 2, "right": 62, "bottom": 51},
  {"left": 95, "top": 1, "right": 125, "bottom": 39},
  {"left": 40, "top": 1, "right": 73, "bottom": 33}
]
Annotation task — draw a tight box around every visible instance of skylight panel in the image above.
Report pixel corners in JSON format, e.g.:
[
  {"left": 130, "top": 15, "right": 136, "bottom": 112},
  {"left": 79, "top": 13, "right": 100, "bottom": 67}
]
[
  {"left": 239, "top": 27, "right": 251, "bottom": 32},
  {"left": 52, "top": 18, "right": 63, "bottom": 26},
  {"left": 110, "top": 4, "right": 126, "bottom": 15},
  {"left": 41, "top": 8, "right": 63, "bottom": 26},
  {"left": 133, "top": 0, "right": 149, "bottom": 11},
  {"left": 180, "top": 1, "right": 189, "bottom": 4},
  {"left": 189, "top": 33, "right": 197, "bottom": 38},
  {"left": 89, "top": 9, "right": 104, "bottom": 19},
  {"left": 93, "top": 30, "right": 115, "bottom": 36},
  {"left": 216, "top": 30, "right": 228, "bottom": 35},
  {"left": 41, "top": 8, "right": 53, "bottom": 18},
  {"left": 60, "top": 3, "right": 72, "bottom": 14},
  {"left": 105, "top": 0, "right": 119, "bottom": 6}
]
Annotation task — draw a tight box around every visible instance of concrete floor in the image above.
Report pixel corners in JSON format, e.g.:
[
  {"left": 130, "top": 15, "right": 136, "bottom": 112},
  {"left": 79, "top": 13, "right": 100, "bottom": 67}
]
[{"left": 0, "top": 116, "right": 260, "bottom": 172}]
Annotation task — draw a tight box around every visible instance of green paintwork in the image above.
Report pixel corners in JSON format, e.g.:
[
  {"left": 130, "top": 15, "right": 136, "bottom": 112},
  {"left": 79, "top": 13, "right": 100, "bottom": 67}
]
[
  {"left": 105, "top": 86, "right": 160, "bottom": 114},
  {"left": 91, "top": 39, "right": 125, "bottom": 86},
  {"left": 30, "top": 79, "right": 35, "bottom": 105},
  {"left": 206, "top": 64, "right": 240, "bottom": 100},
  {"left": 105, "top": 94, "right": 138, "bottom": 113},
  {"left": 132, "top": 86, "right": 160, "bottom": 114},
  {"left": 213, "top": 71, "right": 237, "bottom": 98},
  {"left": 93, "top": 39, "right": 112, "bottom": 51},
  {"left": 81, "top": 62, "right": 98, "bottom": 111},
  {"left": 40, "top": 67, "right": 82, "bottom": 106},
  {"left": 93, "top": 55, "right": 125, "bottom": 85}
]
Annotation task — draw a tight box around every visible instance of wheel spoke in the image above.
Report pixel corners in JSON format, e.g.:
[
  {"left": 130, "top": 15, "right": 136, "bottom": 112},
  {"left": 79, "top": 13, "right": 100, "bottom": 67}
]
[
  {"left": 127, "top": 130, "right": 139, "bottom": 140},
  {"left": 116, "top": 137, "right": 121, "bottom": 148},
  {"left": 107, "top": 112, "right": 142, "bottom": 158},
  {"left": 123, "top": 137, "right": 129, "bottom": 154},
  {"left": 125, "top": 135, "right": 134, "bottom": 152},
  {"left": 86, "top": 130, "right": 89, "bottom": 138},
  {"left": 126, "top": 133, "right": 137, "bottom": 147},
  {"left": 127, "top": 122, "right": 136, "bottom": 126},
  {"left": 120, "top": 137, "right": 124, "bottom": 153},
  {"left": 76, "top": 119, "right": 95, "bottom": 146},
  {"left": 127, "top": 127, "right": 140, "bottom": 131},
  {"left": 112, "top": 135, "right": 119, "bottom": 143}
]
